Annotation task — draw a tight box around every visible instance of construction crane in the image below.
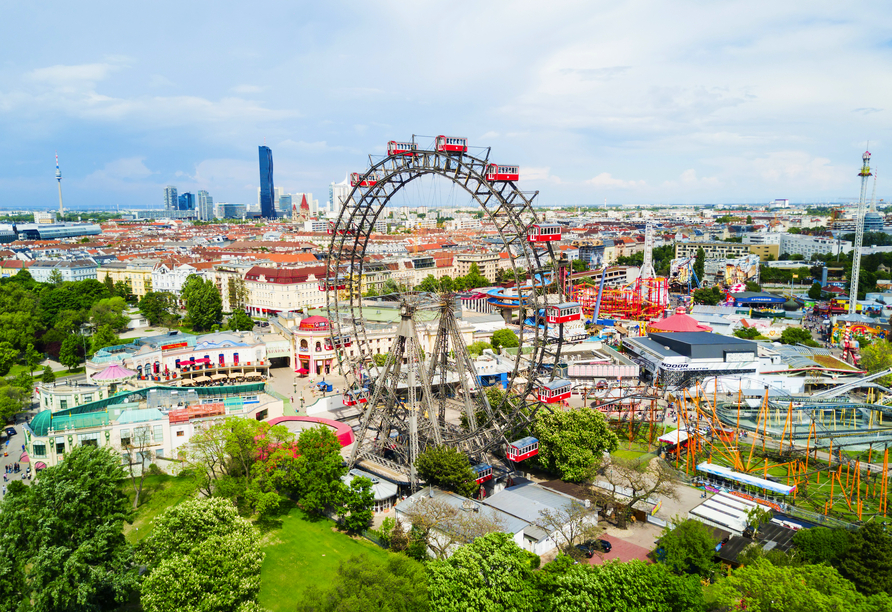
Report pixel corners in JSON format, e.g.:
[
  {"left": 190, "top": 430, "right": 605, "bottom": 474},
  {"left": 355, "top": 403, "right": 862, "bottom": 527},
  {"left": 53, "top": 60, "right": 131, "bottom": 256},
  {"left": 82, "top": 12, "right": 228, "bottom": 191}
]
[{"left": 849, "top": 150, "right": 873, "bottom": 315}]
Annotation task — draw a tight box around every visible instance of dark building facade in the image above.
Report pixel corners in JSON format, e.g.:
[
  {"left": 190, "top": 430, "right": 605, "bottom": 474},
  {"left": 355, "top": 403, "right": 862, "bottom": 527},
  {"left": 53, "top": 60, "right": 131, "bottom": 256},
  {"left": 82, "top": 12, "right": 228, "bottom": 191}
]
[
  {"left": 178, "top": 192, "right": 194, "bottom": 210},
  {"left": 259, "top": 145, "right": 276, "bottom": 219}
]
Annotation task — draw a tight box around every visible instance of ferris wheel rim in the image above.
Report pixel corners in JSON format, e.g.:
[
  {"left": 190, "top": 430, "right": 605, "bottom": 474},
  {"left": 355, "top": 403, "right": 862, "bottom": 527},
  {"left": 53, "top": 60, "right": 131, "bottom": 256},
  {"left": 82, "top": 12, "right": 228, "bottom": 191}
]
[{"left": 324, "top": 146, "right": 566, "bottom": 460}]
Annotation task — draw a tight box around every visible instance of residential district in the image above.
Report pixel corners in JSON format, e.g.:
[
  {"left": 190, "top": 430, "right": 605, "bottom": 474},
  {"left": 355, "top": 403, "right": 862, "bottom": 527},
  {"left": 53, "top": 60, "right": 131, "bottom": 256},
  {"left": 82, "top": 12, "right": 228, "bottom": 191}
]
[{"left": 0, "top": 144, "right": 891, "bottom": 611}]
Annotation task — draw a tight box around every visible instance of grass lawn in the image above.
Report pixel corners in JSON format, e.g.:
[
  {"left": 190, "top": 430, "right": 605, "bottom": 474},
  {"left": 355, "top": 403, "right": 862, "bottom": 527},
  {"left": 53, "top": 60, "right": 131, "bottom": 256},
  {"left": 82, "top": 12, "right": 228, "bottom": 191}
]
[
  {"left": 258, "top": 506, "right": 391, "bottom": 612},
  {"left": 123, "top": 473, "right": 198, "bottom": 544}
]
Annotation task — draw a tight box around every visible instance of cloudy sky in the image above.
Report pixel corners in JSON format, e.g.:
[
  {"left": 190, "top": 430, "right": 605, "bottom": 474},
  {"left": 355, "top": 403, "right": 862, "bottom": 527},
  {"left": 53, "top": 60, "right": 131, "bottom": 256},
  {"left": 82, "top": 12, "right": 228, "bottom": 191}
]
[{"left": 1, "top": 1, "right": 889, "bottom": 210}]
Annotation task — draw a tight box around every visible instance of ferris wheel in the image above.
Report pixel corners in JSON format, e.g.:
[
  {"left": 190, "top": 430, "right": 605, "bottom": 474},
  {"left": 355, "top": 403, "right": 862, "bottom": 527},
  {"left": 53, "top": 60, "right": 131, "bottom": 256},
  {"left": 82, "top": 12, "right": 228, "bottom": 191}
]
[{"left": 325, "top": 135, "right": 578, "bottom": 489}]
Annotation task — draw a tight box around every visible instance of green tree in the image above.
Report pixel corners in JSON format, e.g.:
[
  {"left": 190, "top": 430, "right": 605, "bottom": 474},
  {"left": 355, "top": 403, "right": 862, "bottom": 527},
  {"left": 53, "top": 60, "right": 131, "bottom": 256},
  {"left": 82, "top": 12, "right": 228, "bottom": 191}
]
[
  {"left": 181, "top": 276, "right": 223, "bottom": 331},
  {"left": 734, "top": 327, "right": 761, "bottom": 340},
  {"left": 40, "top": 365, "right": 55, "bottom": 383},
  {"left": 780, "top": 326, "right": 815, "bottom": 346},
  {"left": 837, "top": 521, "right": 892, "bottom": 596},
  {"left": 340, "top": 477, "right": 374, "bottom": 533},
  {"left": 0, "top": 342, "right": 18, "bottom": 376},
  {"left": 138, "top": 498, "right": 264, "bottom": 612},
  {"left": 808, "top": 281, "right": 824, "bottom": 300},
  {"left": 491, "top": 329, "right": 519, "bottom": 353},
  {"left": 294, "top": 425, "right": 350, "bottom": 515},
  {"left": 23, "top": 342, "right": 41, "bottom": 378},
  {"left": 745, "top": 280, "right": 761, "bottom": 292},
  {"left": 226, "top": 310, "right": 254, "bottom": 332},
  {"left": 296, "top": 554, "right": 427, "bottom": 612},
  {"left": 416, "top": 274, "right": 442, "bottom": 293},
  {"left": 861, "top": 340, "right": 892, "bottom": 386},
  {"left": 792, "top": 526, "right": 853, "bottom": 567},
  {"left": 0, "top": 382, "right": 27, "bottom": 422},
  {"left": 47, "top": 268, "right": 64, "bottom": 286},
  {"left": 139, "top": 291, "right": 179, "bottom": 326},
  {"left": 58, "top": 335, "right": 82, "bottom": 371},
  {"left": 693, "top": 246, "right": 705, "bottom": 282},
  {"left": 571, "top": 259, "right": 588, "bottom": 273},
  {"left": 534, "top": 405, "right": 619, "bottom": 482},
  {"left": 90, "top": 324, "right": 120, "bottom": 355},
  {"left": 373, "top": 353, "right": 389, "bottom": 367},
  {"left": 381, "top": 278, "right": 402, "bottom": 295},
  {"left": 467, "top": 341, "right": 493, "bottom": 357},
  {"left": 415, "top": 445, "right": 479, "bottom": 498},
  {"left": 551, "top": 560, "right": 703, "bottom": 612},
  {"left": 710, "top": 558, "right": 882, "bottom": 612},
  {"left": 659, "top": 518, "right": 719, "bottom": 578},
  {"left": 0, "top": 445, "right": 138, "bottom": 611},
  {"left": 89, "top": 296, "right": 129, "bottom": 331},
  {"left": 428, "top": 533, "right": 535, "bottom": 612},
  {"left": 746, "top": 215, "right": 753, "bottom": 224},
  {"left": 692, "top": 286, "right": 724, "bottom": 306},
  {"left": 227, "top": 277, "right": 248, "bottom": 312}
]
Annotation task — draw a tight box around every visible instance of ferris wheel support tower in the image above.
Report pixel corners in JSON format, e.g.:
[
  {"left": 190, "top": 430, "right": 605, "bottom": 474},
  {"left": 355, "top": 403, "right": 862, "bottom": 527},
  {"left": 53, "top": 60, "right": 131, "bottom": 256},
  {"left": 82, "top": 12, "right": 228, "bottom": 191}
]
[
  {"left": 639, "top": 221, "right": 655, "bottom": 280},
  {"left": 849, "top": 150, "right": 873, "bottom": 315}
]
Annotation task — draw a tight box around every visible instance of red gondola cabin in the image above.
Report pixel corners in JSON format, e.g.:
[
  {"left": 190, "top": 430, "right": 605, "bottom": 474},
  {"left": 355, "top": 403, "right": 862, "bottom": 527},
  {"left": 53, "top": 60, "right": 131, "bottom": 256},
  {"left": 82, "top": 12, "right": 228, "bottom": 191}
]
[
  {"left": 472, "top": 463, "right": 493, "bottom": 484},
  {"left": 387, "top": 141, "right": 418, "bottom": 156},
  {"left": 342, "top": 390, "right": 368, "bottom": 407},
  {"left": 537, "top": 379, "right": 572, "bottom": 403},
  {"left": 485, "top": 164, "right": 519, "bottom": 182},
  {"left": 324, "top": 335, "right": 352, "bottom": 350},
  {"left": 547, "top": 302, "right": 582, "bottom": 324},
  {"left": 507, "top": 437, "right": 539, "bottom": 462},
  {"left": 350, "top": 172, "right": 377, "bottom": 187},
  {"left": 435, "top": 135, "right": 468, "bottom": 153},
  {"left": 527, "top": 223, "right": 562, "bottom": 242},
  {"left": 328, "top": 221, "right": 356, "bottom": 236},
  {"left": 318, "top": 277, "right": 347, "bottom": 291}
]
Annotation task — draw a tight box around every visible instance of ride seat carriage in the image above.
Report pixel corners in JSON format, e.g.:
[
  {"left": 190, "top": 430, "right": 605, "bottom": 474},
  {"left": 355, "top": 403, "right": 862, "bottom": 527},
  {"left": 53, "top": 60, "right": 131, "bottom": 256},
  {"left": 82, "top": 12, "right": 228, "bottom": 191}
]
[
  {"left": 318, "top": 276, "right": 347, "bottom": 291},
  {"left": 507, "top": 437, "right": 539, "bottom": 462},
  {"left": 527, "top": 223, "right": 562, "bottom": 242},
  {"left": 387, "top": 141, "right": 418, "bottom": 156},
  {"left": 435, "top": 135, "right": 468, "bottom": 153},
  {"left": 350, "top": 172, "right": 377, "bottom": 187},
  {"left": 537, "top": 379, "right": 572, "bottom": 403},
  {"left": 472, "top": 463, "right": 493, "bottom": 484},
  {"left": 546, "top": 302, "right": 582, "bottom": 324},
  {"left": 343, "top": 390, "right": 368, "bottom": 407},
  {"left": 485, "top": 164, "right": 519, "bottom": 182}
]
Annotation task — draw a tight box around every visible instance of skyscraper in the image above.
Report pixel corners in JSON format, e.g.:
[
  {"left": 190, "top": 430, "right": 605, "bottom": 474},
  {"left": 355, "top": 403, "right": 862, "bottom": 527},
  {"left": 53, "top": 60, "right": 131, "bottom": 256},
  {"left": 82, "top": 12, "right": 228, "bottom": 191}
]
[
  {"left": 164, "top": 186, "right": 178, "bottom": 211},
  {"left": 196, "top": 190, "right": 214, "bottom": 221},
  {"left": 178, "top": 192, "right": 194, "bottom": 211},
  {"left": 259, "top": 145, "right": 276, "bottom": 219}
]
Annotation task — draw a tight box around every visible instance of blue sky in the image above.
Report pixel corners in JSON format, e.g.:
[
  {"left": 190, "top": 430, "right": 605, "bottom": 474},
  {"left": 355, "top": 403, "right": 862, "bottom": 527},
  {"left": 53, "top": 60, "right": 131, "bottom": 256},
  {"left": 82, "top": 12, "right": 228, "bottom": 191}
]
[{"left": 0, "top": 1, "right": 889, "bottom": 210}]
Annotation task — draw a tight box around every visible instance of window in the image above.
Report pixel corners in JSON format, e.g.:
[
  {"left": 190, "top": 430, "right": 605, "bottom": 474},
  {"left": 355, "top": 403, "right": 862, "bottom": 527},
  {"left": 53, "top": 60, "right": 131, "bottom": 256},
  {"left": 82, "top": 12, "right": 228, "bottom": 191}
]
[
  {"left": 59, "top": 399, "right": 68, "bottom": 410},
  {"left": 155, "top": 449, "right": 164, "bottom": 458},
  {"left": 78, "top": 432, "right": 99, "bottom": 447},
  {"left": 55, "top": 436, "right": 65, "bottom": 455},
  {"left": 153, "top": 425, "right": 163, "bottom": 444},
  {"left": 176, "top": 430, "right": 185, "bottom": 437},
  {"left": 83, "top": 394, "right": 93, "bottom": 403},
  {"left": 33, "top": 444, "right": 46, "bottom": 457}
]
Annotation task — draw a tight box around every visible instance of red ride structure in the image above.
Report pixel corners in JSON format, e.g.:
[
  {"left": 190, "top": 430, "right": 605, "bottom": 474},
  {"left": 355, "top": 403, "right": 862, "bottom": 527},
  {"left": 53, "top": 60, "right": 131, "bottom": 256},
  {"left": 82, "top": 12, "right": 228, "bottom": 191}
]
[
  {"left": 507, "top": 437, "right": 539, "bottom": 461},
  {"left": 546, "top": 302, "right": 582, "bottom": 324},
  {"left": 472, "top": 463, "right": 493, "bottom": 484},
  {"left": 387, "top": 141, "right": 418, "bottom": 156},
  {"left": 350, "top": 172, "right": 377, "bottom": 187},
  {"left": 572, "top": 276, "right": 669, "bottom": 321},
  {"left": 435, "top": 135, "right": 468, "bottom": 153},
  {"left": 527, "top": 223, "right": 562, "bottom": 242},
  {"left": 485, "top": 164, "right": 519, "bottom": 182},
  {"left": 537, "top": 379, "right": 573, "bottom": 403}
]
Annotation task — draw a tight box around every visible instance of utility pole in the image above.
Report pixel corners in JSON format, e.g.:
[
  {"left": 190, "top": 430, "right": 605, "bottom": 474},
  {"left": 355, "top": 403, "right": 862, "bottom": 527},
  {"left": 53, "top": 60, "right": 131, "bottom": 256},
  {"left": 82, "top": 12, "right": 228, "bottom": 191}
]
[{"left": 849, "top": 150, "right": 873, "bottom": 315}]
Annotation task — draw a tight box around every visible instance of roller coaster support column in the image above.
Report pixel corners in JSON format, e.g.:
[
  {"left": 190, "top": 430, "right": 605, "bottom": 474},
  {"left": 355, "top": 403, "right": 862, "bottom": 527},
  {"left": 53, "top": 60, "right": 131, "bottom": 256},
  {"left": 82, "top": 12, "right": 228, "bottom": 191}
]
[{"left": 593, "top": 267, "right": 607, "bottom": 321}]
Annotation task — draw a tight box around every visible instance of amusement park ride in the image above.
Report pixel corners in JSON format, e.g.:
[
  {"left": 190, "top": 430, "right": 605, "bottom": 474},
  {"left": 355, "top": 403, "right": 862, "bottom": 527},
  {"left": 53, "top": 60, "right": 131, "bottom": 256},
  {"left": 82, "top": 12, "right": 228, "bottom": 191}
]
[{"left": 324, "top": 135, "right": 580, "bottom": 491}]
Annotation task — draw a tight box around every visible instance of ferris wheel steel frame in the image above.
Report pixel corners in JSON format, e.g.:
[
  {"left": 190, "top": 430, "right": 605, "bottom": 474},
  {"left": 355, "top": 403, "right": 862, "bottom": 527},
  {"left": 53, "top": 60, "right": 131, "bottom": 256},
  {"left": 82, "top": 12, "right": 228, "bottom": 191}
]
[{"left": 325, "top": 141, "right": 567, "bottom": 488}]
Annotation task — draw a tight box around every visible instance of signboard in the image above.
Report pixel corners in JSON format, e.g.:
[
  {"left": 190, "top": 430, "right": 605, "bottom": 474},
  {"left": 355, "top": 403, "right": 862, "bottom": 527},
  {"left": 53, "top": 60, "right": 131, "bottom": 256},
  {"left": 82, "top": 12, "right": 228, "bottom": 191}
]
[
  {"left": 724, "top": 254, "right": 760, "bottom": 286},
  {"left": 161, "top": 342, "right": 188, "bottom": 351}
]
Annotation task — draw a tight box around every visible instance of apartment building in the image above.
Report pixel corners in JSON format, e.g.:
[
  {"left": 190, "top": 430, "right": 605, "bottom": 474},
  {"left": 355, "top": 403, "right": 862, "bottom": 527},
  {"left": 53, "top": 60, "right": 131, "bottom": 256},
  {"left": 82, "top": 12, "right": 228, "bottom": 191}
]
[
  {"left": 98, "top": 259, "right": 159, "bottom": 299},
  {"left": 454, "top": 252, "right": 500, "bottom": 282},
  {"left": 674, "top": 242, "right": 751, "bottom": 260},
  {"left": 243, "top": 265, "right": 329, "bottom": 315},
  {"left": 29, "top": 259, "right": 97, "bottom": 283}
]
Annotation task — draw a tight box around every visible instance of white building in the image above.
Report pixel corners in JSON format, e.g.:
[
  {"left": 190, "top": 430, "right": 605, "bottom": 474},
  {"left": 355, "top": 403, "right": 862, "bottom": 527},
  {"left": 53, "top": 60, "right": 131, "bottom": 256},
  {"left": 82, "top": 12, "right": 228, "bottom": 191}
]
[
  {"left": 151, "top": 263, "right": 207, "bottom": 296},
  {"left": 780, "top": 234, "right": 851, "bottom": 259},
  {"left": 29, "top": 259, "right": 98, "bottom": 283},
  {"left": 196, "top": 190, "right": 214, "bottom": 221}
]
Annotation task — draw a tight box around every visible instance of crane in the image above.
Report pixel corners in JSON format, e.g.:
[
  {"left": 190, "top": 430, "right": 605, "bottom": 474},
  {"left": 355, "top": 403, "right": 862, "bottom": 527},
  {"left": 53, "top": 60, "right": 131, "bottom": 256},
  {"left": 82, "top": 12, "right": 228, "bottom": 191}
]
[{"left": 849, "top": 150, "right": 873, "bottom": 315}]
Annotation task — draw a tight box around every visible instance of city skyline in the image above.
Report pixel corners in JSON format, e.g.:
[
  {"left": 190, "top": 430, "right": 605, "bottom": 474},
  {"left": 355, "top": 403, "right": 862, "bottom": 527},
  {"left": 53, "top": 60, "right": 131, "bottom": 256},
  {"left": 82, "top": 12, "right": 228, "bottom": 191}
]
[{"left": 0, "top": 2, "right": 889, "bottom": 211}]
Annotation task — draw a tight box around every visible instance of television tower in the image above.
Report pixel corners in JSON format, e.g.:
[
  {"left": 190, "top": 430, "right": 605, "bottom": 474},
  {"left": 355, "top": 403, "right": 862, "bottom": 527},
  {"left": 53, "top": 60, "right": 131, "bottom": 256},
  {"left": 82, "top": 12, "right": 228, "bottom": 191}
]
[
  {"left": 55, "top": 152, "right": 64, "bottom": 217},
  {"left": 849, "top": 150, "right": 873, "bottom": 315}
]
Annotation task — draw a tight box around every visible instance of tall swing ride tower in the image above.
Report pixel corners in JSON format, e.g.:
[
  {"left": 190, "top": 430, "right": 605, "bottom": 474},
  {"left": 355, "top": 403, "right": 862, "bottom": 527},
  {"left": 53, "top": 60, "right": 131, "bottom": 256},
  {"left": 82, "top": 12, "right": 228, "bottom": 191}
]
[{"left": 849, "top": 150, "right": 873, "bottom": 315}]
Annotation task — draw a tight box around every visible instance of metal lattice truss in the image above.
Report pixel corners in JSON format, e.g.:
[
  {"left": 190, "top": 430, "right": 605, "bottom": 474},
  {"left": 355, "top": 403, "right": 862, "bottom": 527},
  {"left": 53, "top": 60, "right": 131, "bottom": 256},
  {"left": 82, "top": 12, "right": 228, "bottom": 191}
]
[{"left": 325, "top": 144, "right": 566, "bottom": 487}]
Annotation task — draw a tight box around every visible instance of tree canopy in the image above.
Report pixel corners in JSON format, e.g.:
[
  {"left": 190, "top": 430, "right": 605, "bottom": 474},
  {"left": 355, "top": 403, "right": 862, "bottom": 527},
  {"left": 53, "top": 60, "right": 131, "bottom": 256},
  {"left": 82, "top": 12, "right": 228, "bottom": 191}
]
[
  {"left": 491, "top": 329, "right": 519, "bottom": 352},
  {"left": 534, "top": 405, "right": 619, "bottom": 481},
  {"left": 658, "top": 519, "right": 719, "bottom": 578},
  {"left": 181, "top": 275, "right": 223, "bottom": 331},
  {"left": 0, "top": 445, "right": 138, "bottom": 611},
  {"left": 414, "top": 445, "right": 479, "bottom": 498}
]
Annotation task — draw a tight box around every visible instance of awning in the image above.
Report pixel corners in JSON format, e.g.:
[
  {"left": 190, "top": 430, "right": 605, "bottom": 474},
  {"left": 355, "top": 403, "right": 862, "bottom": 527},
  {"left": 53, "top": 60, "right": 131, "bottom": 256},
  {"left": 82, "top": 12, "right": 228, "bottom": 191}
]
[
  {"left": 180, "top": 380, "right": 194, "bottom": 386},
  {"left": 658, "top": 429, "right": 689, "bottom": 445},
  {"left": 193, "top": 376, "right": 212, "bottom": 383},
  {"left": 19, "top": 452, "right": 29, "bottom": 463},
  {"left": 696, "top": 462, "right": 796, "bottom": 495},
  {"left": 35, "top": 461, "right": 47, "bottom": 470},
  {"left": 296, "top": 368, "right": 309, "bottom": 375},
  {"left": 194, "top": 357, "right": 211, "bottom": 363},
  {"left": 210, "top": 374, "right": 228, "bottom": 381},
  {"left": 246, "top": 372, "right": 263, "bottom": 379}
]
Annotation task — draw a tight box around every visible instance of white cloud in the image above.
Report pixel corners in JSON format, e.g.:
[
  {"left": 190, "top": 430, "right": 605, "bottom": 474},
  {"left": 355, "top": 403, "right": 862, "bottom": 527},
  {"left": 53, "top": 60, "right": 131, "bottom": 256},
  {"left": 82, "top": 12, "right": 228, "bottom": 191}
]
[
  {"left": 231, "top": 84, "right": 262, "bottom": 94},
  {"left": 585, "top": 173, "right": 645, "bottom": 189},
  {"left": 81, "top": 157, "right": 154, "bottom": 191},
  {"left": 522, "top": 166, "right": 562, "bottom": 184},
  {"left": 27, "top": 63, "right": 118, "bottom": 86}
]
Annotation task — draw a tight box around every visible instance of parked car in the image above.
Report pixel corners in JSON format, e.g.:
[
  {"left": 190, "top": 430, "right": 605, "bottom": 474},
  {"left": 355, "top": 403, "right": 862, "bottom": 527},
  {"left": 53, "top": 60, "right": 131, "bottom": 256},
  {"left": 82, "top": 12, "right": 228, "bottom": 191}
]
[
  {"left": 5, "top": 427, "right": 16, "bottom": 437},
  {"left": 574, "top": 543, "right": 595, "bottom": 558}
]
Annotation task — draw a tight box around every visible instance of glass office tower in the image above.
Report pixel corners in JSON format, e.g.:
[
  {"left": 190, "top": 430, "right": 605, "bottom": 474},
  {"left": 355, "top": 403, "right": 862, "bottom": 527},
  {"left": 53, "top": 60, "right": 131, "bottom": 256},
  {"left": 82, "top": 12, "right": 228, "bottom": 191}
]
[{"left": 259, "top": 146, "right": 276, "bottom": 219}]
